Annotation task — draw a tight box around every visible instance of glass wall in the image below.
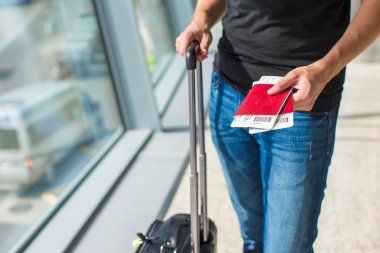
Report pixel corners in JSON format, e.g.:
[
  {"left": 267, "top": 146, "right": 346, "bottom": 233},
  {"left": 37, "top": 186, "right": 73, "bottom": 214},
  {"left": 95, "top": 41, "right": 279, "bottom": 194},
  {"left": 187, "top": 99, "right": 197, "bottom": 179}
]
[
  {"left": 133, "top": 0, "right": 174, "bottom": 84},
  {"left": 0, "top": 0, "right": 122, "bottom": 251}
]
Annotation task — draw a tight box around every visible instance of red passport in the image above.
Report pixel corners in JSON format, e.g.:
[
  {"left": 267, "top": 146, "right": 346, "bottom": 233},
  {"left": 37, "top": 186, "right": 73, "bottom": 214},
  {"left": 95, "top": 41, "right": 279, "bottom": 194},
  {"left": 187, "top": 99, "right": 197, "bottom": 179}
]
[{"left": 234, "top": 84, "right": 294, "bottom": 116}]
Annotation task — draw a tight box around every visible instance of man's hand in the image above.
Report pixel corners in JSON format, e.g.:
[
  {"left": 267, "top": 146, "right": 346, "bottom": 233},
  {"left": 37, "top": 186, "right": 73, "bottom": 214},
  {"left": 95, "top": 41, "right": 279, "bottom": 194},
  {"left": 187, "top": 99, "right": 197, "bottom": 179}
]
[
  {"left": 267, "top": 0, "right": 380, "bottom": 112},
  {"left": 175, "top": 0, "right": 226, "bottom": 61},
  {"left": 267, "top": 61, "right": 333, "bottom": 111},
  {"left": 268, "top": 0, "right": 380, "bottom": 112},
  {"left": 175, "top": 21, "right": 212, "bottom": 62}
]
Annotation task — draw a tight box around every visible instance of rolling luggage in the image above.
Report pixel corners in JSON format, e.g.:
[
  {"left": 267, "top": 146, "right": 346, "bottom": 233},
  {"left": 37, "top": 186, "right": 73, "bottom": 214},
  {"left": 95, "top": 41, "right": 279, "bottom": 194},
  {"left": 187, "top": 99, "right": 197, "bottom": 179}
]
[{"left": 134, "top": 42, "right": 217, "bottom": 253}]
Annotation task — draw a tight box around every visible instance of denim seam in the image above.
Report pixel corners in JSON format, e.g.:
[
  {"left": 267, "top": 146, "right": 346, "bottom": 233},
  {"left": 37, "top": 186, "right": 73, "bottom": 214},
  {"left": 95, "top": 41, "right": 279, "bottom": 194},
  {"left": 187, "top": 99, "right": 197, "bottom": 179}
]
[{"left": 325, "top": 111, "right": 332, "bottom": 158}]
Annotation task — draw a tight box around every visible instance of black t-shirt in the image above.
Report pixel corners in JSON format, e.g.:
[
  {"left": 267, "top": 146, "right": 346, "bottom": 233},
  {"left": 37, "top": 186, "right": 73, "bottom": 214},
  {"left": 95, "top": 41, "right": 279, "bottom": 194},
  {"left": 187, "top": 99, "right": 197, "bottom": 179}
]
[{"left": 214, "top": 0, "right": 351, "bottom": 113}]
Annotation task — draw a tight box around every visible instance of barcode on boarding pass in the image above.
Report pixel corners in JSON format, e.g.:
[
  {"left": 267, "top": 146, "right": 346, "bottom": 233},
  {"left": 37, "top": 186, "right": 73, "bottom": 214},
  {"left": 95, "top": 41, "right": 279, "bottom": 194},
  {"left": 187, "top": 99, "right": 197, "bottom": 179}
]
[
  {"left": 275, "top": 117, "right": 289, "bottom": 123},
  {"left": 254, "top": 116, "right": 272, "bottom": 122},
  {"left": 233, "top": 115, "right": 273, "bottom": 123},
  {"left": 233, "top": 115, "right": 254, "bottom": 122}
]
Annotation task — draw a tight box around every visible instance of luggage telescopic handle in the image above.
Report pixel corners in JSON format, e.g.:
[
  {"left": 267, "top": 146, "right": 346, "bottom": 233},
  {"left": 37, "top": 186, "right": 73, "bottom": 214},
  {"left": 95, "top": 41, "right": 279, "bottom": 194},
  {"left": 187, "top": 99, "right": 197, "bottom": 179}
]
[
  {"left": 187, "top": 41, "right": 200, "bottom": 253},
  {"left": 186, "top": 41, "right": 209, "bottom": 253}
]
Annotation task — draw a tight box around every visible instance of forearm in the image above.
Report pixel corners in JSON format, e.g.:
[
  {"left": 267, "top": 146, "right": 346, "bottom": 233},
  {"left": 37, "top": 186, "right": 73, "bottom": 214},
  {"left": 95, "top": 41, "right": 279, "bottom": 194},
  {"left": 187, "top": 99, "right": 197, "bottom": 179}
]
[
  {"left": 192, "top": 0, "right": 226, "bottom": 30},
  {"left": 319, "top": 0, "right": 380, "bottom": 78}
]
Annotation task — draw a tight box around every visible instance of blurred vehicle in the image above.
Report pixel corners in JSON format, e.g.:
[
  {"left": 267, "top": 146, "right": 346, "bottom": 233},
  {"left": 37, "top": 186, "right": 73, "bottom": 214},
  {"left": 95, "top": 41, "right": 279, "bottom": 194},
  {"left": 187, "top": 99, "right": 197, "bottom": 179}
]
[
  {"left": 0, "top": 83, "right": 101, "bottom": 191},
  {"left": 0, "top": 0, "right": 33, "bottom": 6}
]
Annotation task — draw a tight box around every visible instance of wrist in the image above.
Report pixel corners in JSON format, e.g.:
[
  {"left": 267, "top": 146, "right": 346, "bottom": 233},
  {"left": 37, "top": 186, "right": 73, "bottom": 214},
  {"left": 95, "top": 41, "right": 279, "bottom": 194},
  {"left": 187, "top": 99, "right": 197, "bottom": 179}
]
[
  {"left": 305, "top": 59, "right": 337, "bottom": 90},
  {"left": 192, "top": 11, "right": 213, "bottom": 31},
  {"left": 318, "top": 48, "right": 345, "bottom": 79}
]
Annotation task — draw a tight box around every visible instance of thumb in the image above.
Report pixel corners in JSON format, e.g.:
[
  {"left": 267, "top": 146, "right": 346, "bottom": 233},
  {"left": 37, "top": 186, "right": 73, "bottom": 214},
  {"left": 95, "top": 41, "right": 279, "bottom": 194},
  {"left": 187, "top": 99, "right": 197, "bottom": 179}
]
[{"left": 267, "top": 75, "right": 293, "bottom": 95}]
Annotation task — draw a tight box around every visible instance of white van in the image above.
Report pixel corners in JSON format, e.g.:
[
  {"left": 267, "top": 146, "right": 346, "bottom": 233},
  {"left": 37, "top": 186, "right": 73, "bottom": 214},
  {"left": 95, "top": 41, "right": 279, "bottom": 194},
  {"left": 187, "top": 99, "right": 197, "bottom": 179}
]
[{"left": 0, "top": 83, "right": 96, "bottom": 191}]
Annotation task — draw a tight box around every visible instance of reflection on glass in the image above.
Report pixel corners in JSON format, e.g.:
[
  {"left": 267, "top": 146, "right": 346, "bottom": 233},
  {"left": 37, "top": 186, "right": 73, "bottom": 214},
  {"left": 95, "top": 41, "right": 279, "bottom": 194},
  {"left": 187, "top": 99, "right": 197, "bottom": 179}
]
[
  {"left": 0, "top": 0, "right": 122, "bottom": 251},
  {"left": 133, "top": 0, "right": 174, "bottom": 82}
]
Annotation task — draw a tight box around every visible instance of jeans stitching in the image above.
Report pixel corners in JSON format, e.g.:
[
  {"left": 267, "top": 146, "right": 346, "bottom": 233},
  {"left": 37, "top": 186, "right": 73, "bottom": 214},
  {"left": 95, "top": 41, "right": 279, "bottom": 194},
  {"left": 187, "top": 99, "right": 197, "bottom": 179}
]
[{"left": 211, "top": 70, "right": 222, "bottom": 88}]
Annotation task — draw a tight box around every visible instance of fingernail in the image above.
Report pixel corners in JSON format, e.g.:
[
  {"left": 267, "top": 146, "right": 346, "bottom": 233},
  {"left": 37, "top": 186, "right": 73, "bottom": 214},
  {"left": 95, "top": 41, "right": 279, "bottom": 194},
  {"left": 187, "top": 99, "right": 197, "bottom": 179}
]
[{"left": 267, "top": 88, "right": 275, "bottom": 95}]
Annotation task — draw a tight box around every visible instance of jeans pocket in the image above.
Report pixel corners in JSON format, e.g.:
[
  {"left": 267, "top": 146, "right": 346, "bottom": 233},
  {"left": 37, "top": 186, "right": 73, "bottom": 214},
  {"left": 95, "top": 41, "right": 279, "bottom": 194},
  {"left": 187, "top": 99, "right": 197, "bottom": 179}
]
[{"left": 211, "top": 69, "right": 222, "bottom": 88}]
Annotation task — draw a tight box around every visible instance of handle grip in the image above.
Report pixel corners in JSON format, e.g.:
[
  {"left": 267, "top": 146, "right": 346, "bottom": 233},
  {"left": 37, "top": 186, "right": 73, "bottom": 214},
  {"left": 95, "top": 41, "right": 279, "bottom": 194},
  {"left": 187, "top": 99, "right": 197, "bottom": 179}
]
[{"left": 186, "top": 41, "right": 198, "bottom": 70}]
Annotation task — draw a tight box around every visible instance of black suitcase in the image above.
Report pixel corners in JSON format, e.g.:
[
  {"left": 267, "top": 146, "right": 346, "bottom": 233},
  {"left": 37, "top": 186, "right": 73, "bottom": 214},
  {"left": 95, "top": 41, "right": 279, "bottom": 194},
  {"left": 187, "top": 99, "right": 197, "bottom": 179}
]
[{"left": 134, "top": 42, "right": 217, "bottom": 253}]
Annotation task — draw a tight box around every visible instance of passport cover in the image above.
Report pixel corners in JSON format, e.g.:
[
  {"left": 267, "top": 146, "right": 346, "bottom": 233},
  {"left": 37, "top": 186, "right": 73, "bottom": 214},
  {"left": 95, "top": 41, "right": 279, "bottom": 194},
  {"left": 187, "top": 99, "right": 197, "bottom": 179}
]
[{"left": 234, "top": 84, "right": 294, "bottom": 116}]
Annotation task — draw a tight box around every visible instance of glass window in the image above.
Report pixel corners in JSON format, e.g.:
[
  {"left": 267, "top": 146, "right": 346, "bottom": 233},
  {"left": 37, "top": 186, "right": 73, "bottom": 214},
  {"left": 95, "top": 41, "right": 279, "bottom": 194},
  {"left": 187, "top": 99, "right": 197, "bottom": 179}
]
[
  {"left": 133, "top": 0, "right": 174, "bottom": 83},
  {"left": 0, "top": 0, "right": 123, "bottom": 251},
  {"left": 0, "top": 129, "right": 20, "bottom": 150}
]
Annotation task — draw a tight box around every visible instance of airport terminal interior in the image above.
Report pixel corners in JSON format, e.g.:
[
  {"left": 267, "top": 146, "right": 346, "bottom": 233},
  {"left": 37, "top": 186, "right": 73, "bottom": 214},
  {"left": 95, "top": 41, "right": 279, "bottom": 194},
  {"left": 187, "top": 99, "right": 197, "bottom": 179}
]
[{"left": 0, "top": 0, "right": 379, "bottom": 252}]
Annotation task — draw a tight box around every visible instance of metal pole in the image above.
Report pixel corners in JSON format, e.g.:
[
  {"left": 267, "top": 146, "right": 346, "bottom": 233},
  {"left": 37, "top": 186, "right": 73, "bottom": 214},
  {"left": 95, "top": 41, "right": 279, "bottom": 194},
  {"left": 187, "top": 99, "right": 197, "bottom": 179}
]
[
  {"left": 196, "top": 61, "right": 209, "bottom": 243},
  {"left": 188, "top": 69, "right": 200, "bottom": 253}
]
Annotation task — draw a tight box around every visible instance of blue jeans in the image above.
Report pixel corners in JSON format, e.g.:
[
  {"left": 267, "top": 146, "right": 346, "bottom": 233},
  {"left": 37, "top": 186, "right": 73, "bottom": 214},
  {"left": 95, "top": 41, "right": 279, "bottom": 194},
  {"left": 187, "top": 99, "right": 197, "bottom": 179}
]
[{"left": 208, "top": 70, "right": 339, "bottom": 253}]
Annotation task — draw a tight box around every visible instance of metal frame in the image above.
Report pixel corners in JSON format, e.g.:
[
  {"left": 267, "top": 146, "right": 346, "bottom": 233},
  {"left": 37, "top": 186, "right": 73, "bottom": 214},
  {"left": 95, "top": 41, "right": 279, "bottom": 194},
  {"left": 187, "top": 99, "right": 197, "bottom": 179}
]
[
  {"left": 153, "top": 0, "right": 194, "bottom": 119},
  {"left": 92, "top": 0, "right": 131, "bottom": 129},
  {"left": 96, "top": 0, "right": 161, "bottom": 130},
  {"left": 164, "top": 0, "right": 193, "bottom": 37}
]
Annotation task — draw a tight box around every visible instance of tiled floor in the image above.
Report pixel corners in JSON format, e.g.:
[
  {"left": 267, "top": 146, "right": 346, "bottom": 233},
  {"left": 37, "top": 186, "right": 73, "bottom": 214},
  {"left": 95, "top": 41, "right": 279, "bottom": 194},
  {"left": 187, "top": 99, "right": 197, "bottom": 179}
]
[{"left": 165, "top": 39, "right": 380, "bottom": 253}]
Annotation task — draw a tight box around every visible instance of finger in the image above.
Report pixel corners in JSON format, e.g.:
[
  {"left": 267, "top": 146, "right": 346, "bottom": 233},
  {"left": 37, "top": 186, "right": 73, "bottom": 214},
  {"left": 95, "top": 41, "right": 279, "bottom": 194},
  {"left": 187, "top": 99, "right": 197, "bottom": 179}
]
[
  {"left": 197, "top": 54, "right": 205, "bottom": 62},
  {"left": 293, "top": 99, "right": 301, "bottom": 111},
  {"left": 292, "top": 88, "right": 314, "bottom": 111},
  {"left": 199, "top": 33, "right": 212, "bottom": 57},
  {"left": 292, "top": 89, "right": 302, "bottom": 103},
  {"left": 292, "top": 92, "right": 305, "bottom": 111},
  {"left": 267, "top": 74, "right": 294, "bottom": 95},
  {"left": 177, "top": 34, "right": 193, "bottom": 57},
  {"left": 293, "top": 101, "right": 314, "bottom": 112},
  {"left": 197, "top": 54, "right": 208, "bottom": 62}
]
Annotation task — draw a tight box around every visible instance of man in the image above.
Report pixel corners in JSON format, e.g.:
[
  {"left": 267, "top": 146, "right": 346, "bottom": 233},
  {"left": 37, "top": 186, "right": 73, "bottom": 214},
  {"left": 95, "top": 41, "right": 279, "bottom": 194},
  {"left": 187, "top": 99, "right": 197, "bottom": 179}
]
[{"left": 176, "top": 0, "right": 380, "bottom": 252}]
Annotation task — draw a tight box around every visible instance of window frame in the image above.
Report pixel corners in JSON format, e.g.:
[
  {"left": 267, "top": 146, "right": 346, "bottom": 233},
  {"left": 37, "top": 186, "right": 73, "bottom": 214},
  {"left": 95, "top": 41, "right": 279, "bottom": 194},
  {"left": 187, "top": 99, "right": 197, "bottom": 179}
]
[
  {"left": 149, "top": 0, "right": 194, "bottom": 117},
  {"left": 95, "top": 0, "right": 162, "bottom": 130}
]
